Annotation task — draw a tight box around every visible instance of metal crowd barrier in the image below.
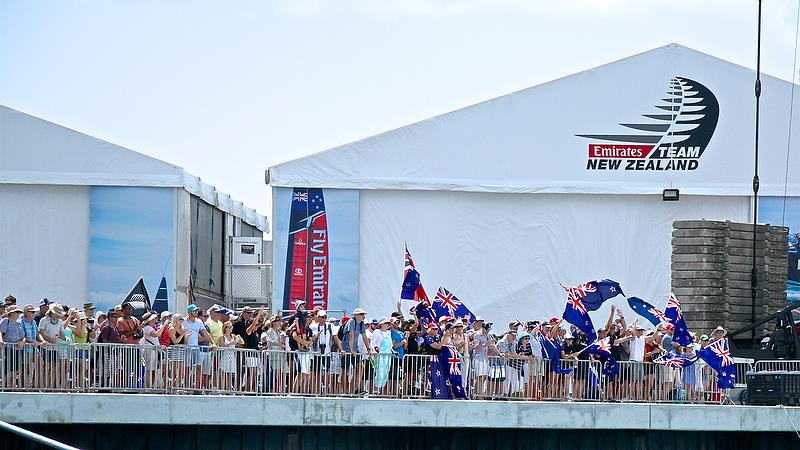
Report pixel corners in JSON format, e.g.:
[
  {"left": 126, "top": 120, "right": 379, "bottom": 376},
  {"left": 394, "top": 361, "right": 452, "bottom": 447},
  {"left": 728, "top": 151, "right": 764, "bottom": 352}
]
[
  {"left": 754, "top": 360, "right": 800, "bottom": 373},
  {"left": 0, "top": 343, "right": 739, "bottom": 403},
  {"left": 734, "top": 362, "right": 753, "bottom": 385}
]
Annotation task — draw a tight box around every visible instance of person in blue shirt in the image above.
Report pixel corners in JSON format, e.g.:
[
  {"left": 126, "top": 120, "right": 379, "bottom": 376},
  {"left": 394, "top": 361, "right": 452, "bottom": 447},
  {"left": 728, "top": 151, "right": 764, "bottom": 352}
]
[
  {"left": 0, "top": 306, "right": 24, "bottom": 387},
  {"left": 388, "top": 318, "right": 407, "bottom": 395}
]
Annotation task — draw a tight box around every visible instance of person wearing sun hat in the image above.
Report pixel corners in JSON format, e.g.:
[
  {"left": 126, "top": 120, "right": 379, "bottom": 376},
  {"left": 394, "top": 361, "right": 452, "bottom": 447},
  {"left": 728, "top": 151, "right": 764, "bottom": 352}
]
[
  {"left": 710, "top": 326, "right": 727, "bottom": 343},
  {"left": 82, "top": 302, "right": 96, "bottom": 326},
  {"left": 139, "top": 312, "right": 162, "bottom": 387},
  {"left": 20, "top": 304, "right": 43, "bottom": 348},
  {"left": 0, "top": 305, "right": 24, "bottom": 386},
  {"left": 370, "top": 317, "right": 394, "bottom": 391},
  {"left": 0, "top": 305, "right": 23, "bottom": 343},
  {"left": 38, "top": 303, "right": 66, "bottom": 387},
  {"left": 340, "top": 307, "right": 367, "bottom": 394},
  {"left": 39, "top": 303, "right": 65, "bottom": 346}
]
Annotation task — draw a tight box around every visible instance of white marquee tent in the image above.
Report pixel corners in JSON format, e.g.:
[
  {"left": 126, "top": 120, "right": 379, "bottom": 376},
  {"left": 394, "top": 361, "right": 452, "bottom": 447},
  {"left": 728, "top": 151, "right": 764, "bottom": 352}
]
[
  {"left": 269, "top": 44, "right": 799, "bottom": 325},
  {"left": 0, "top": 105, "right": 268, "bottom": 310}
]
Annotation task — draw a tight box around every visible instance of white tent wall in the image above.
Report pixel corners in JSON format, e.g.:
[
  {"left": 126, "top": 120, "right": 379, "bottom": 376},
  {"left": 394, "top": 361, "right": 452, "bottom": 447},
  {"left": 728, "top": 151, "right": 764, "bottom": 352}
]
[
  {"left": 359, "top": 190, "right": 749, "bottom": 326},
  {"left": 0, "top": 185, "right": 89, "bottom": 305}
]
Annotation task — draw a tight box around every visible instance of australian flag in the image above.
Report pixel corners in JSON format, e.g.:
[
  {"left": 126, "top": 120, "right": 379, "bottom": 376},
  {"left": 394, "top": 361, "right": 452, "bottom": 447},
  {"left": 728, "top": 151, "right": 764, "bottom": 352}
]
[
  {"left": 664, "top": 293, "right": 692, "bottom": 346},
  {"left": 560, "top": 279, "right": 623, "bottom": 312},
  {"left": 432, "top": 286, "right": 476, "bottom": 324},
  {"left": 401, "top": 245, "right": 430, "bottom": 306},
  {"left": 562, "top": 294, "right": 597, "bottom": 343},
  {"left": 627, "top": 296, "right": 669, "bottom": 327},
  {"left": 698, "top": 338, "right": 737, "bottom": 389},
  {"left": 583, "top": 337, "right": 619, "bottom": 377}
]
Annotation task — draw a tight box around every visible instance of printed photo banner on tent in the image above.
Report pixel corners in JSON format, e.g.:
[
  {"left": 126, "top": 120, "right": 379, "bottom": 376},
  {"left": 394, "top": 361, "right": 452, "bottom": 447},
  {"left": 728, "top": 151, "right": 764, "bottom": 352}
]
[
  {"left": 88, "top": 186, "right": 176, "bottom": 313},
  {"left": 759, "top": 197, "right": 800, "bottom": 301},
  {"left": 272, "top": 187, "right": 359, "bottom": 314}
]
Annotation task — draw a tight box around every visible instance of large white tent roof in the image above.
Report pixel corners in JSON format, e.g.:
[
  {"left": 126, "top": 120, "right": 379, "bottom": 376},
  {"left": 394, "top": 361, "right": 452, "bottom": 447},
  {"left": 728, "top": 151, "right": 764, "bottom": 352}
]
[
  {"left": 1, "top": 105, "right": 268, "bottom": 232},
  {"left": 269, "top": 44, "right": 799, "bottom": 198}
]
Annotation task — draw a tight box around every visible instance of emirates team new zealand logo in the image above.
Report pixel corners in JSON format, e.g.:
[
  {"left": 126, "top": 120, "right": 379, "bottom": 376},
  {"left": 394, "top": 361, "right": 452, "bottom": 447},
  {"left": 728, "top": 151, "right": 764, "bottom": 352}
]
[{"left": 576, "top": 77, "right": 719, "bottom": 171}]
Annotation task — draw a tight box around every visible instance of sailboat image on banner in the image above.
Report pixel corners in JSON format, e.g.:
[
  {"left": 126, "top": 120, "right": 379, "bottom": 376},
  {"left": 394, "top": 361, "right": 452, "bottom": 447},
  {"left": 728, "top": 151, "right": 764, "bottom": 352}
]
[
  {"left": 123, "top": 277, "right": 151, "bottom": 319},
  {"left": 152, "top": 276, "right": 169, "bottom": 314}
]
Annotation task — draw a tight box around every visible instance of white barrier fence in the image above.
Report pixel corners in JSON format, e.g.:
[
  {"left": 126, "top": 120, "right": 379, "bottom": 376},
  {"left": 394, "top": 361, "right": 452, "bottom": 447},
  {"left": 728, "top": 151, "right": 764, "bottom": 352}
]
[
  {"left": 753, "top": 360, "right": 800, "bottom": 373},
  {"left": 0, "top": 343, "right": 747, "bottom": 403}
]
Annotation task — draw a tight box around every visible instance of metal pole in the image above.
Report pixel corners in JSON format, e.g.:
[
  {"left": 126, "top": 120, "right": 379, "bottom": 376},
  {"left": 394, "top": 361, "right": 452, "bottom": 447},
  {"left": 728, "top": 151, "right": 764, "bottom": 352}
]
[
  {"left": 0, "top": 421, "right": 81, "bottom": 450},
  {"left": 751, "top": 0, "right": 763, "bottom": 347}
]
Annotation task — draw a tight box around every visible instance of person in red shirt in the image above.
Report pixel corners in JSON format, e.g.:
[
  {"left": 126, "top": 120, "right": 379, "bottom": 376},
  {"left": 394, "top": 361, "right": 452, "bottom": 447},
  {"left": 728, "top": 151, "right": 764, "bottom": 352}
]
[{"left": 643, "top": 329, "right": 664, "bottom": 402}]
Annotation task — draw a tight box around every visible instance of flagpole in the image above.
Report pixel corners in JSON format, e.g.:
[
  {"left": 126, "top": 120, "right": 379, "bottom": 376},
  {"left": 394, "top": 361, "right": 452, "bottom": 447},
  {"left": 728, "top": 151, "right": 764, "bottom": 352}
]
[{"left": 750, "top": 0, "right": 763, "bottom": 349}]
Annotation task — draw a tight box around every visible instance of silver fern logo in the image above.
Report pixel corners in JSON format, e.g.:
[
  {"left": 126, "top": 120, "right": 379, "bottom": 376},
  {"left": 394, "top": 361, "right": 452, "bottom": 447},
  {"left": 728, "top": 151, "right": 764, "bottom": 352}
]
[{"left": 577, "top": 77, "right": 719, "bottom": 171}]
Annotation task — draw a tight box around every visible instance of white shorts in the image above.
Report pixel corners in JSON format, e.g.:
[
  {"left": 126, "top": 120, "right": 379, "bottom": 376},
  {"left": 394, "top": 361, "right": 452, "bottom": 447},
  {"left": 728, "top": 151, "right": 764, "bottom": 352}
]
[
  {"left": 245, "top": 356, "right": 260, "bottom": 368},
  {"left": 142, "top": 348, "right": 159, "bottom": 370},
  {"left": 297, "top": 352, "right": 312, "bottom": 375},
  {"left": 504, "top": 366, "right": 521, "bottom": 394},
  {"left": 329, "top": 353, "right": 342, "bottom": 375},
  {"left": 473, "top": 357, "right": 489, "bottom": 377},
  {"left": 525, "top": 357, "right": 544, "bottom": 378},
  {"left": 201, "top": 351, "right": 213, "bottom": 375}
]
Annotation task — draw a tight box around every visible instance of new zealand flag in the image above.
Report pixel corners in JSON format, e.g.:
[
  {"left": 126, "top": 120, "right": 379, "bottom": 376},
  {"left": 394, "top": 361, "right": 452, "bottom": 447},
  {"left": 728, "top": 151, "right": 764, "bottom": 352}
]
[
  {"left": 411, "top": 300, "right": 437, "bottom": 330},
  {"left": 698, "top": 338, "right": 737, "bottom": 389},
  {"left": 562, "top": 294, "right": 597, "bottom": 343},
  {"left": 583, "top": 338, "right": 619, "bottom": 377},
  {"left": 401, "top": 245, "right": 430, "bottom": 306},
  {"left": 432, "top": 286, "right": 476, "bottom": 324},
  {"left": 627, "top": 296, "right": 669, "bottom": 327},
  {"left": 561, "top": 279, "right": 623, "bottom": 312},
  {"left": 653, "top": 351, "right": 698, "bottom": 368},
  {"left": 664, "top": 293, "right": 692, "bottom": 346}
]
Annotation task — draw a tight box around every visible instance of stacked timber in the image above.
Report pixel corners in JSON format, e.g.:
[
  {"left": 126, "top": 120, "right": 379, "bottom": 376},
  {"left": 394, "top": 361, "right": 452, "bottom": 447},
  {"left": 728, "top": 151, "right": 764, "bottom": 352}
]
[{"left": 672, "top": 220, "right": 788, "bottom": 338}]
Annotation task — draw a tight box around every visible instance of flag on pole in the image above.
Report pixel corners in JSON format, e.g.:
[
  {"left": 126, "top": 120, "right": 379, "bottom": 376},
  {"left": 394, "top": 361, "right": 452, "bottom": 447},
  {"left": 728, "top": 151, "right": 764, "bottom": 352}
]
[
  {"left": 664, "top": 293, "right": 692, "bottom": 346},
  {"left": 400, "top": 245, "right": 430, "bottom": 306},
  {"left": 562, "top": 292, "right": 597, "bottom": 343},
  {"left": 560, "top": 279, "right": 624, "bottom": 311},
  {"left": 653, "top": 351, "right": 698, "bottom": 368},
  {"left": 432, "top": 286, "right": 476, "bottom": 324},
  {"left": 698, "top": 338, "right": 737, "bottom": 389},
  {"left": 583, "top": 337, "right": 619, "bottom": 377}
]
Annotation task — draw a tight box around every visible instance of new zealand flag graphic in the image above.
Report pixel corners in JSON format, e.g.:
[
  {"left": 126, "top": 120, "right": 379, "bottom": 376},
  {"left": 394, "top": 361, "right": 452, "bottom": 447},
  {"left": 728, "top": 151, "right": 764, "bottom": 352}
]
[{"left": 283, "top": 188, "right": 329, "bottom": 311}]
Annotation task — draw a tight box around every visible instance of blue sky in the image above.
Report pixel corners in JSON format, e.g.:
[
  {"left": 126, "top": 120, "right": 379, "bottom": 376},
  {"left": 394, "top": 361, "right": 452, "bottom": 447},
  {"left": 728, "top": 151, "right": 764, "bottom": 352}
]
[{"left": 2, "top": 1, "right": 800, "bottom": 236}]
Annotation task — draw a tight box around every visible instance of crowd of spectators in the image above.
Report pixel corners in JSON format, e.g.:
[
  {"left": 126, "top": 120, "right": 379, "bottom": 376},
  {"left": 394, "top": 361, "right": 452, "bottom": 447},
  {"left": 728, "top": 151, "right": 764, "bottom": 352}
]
[{"left": 0, "top": 294, "right": 734, "bottom": 402}]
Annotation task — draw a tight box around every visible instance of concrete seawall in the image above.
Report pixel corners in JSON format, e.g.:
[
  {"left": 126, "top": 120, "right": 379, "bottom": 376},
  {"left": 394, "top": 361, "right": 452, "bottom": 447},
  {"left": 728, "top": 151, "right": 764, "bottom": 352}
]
[{"left": 2, "top": 393, "right": 800, "bottom": 432}]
